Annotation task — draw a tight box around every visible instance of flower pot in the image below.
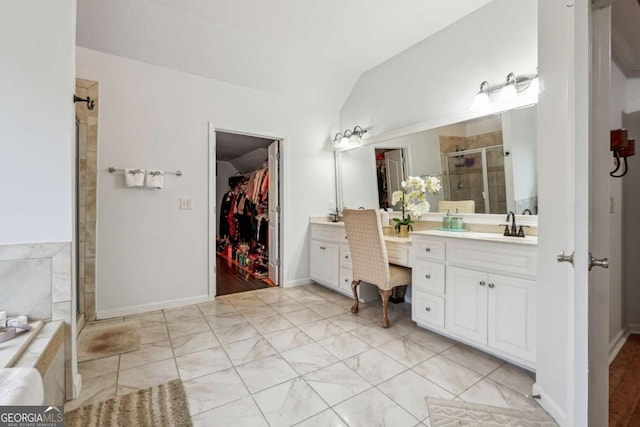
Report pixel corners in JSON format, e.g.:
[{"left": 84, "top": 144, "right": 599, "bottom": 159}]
[{"left": 397, "top": 224, "right": 409, "bottom": 238}]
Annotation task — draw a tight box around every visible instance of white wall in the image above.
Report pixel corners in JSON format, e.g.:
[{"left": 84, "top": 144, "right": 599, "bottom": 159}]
[
  {"left": 77, "top": 47, "right": 337, "bottom": 316},
  {"left": 340, "top": 0, "right": 537, "bottom": 136},
  {"left": 0, "top": 1, "right": 76, "bottom": 244}
]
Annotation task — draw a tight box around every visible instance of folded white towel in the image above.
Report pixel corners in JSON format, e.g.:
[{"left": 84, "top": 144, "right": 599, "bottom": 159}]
[
  {"left": 125, "top": 168, "right": 145, "bottom": 187},
  {"left": 0, "top": 367, "right": 44, "bottom": 405},
  {"left": 145, "top": 170, "right": 164, "bottom": 189}
]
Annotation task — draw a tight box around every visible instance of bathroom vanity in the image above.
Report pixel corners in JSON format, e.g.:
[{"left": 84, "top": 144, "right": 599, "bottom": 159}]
[{"left": 309, "top": 217, "right": 537, "bottom": 369}]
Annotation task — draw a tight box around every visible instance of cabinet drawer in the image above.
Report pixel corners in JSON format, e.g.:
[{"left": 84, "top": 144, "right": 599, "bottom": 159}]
[
  {"left": 413, "top": 260, "right": 445, "bottom": 295},
  {"left": 413, "top": 292, "right": 445, "bottom": 328},
  {"left": 339, "top": 266, "right": 353, "bottom": 292},
  {"left": 311, "top": 224, "right": 341, "bottom": 242},
  {"left": 447, "top": 240, "right": 537, "bottom": 278},
  {"left": 387, "top": 243, "right": 409, "bottom": 266},
  {"left": 340, "top": 243, "right": 352, "bottom": 267},
  {"left": 413, "top": 238, "right": 445, "bottom": 262}
]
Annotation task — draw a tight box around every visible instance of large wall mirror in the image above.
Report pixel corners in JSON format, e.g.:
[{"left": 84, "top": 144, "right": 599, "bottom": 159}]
[{"left": 338, "top": 105, "right": 538, "bottom": 216}]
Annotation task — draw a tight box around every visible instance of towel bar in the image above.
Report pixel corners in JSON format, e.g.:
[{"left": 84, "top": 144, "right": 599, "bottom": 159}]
[{"left": 107, "top": 167, "right": 183, "bottom": 177}]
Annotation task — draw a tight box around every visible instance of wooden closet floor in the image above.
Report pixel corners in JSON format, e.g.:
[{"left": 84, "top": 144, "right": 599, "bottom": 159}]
[
  {"left": 610, "top": 334, "right": 640, "bottom": 426},
  {"left": 215, "top": 254, "right": 272, "bottom": 296}
]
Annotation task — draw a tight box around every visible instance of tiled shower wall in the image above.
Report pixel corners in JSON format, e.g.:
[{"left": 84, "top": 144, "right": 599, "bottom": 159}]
[
  {"left": 75, "top": 79, "right": 98, "bottom": 321},
  {"left": 439, "top": 131, "right": 506, "bottom": 213},
  {"left": 0, "top": 243, "right": 76, "bottom": 400}
]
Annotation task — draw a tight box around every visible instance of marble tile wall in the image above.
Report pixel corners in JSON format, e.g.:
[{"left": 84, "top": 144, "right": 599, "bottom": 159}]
[
  {"left": 0, "top": 243, "right": 76, "bottom": 400},
  {"left": 76, "top": 79, "right": 98, "bottom": 321}
]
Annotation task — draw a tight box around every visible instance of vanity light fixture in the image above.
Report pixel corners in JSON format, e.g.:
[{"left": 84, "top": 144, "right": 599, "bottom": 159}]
[
  {"left": 332, "top": 125, "right": 368, "bottom": 148},
  {"left": 470, "top": 81, "right": 490, "bottom": 112},
  {"left": 469, "top": 71, "right": 539, "bottom": 112},
  {"left": 496, "top": 73, "right": 518, "bottom": 104}
]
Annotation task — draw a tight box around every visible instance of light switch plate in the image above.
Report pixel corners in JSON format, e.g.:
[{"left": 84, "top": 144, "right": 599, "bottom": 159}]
[{"left": 180, "top": 198, "right": 193, "bottom": 210}]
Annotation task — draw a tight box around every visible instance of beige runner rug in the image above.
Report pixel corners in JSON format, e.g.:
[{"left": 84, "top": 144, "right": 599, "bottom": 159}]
[
  {"left": 65, "top": 379, "right": 191, "bottom": 427},
  {"left": 78, "top": 323, "right": 140, "bottom": 362},
  {"left": 426, "top": 398, "right": 558, "bottom": 427}
]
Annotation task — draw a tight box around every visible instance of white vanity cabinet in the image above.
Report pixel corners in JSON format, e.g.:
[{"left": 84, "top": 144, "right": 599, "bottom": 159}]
[
  {"left": 310, "top": 223, "right": 378, "bottom": 301},
  {"left": 411, "top": 233, "right": 537, "bottom": 368},
  {"left": 309, "top": 239, "right": 339, "bottom": 288}
]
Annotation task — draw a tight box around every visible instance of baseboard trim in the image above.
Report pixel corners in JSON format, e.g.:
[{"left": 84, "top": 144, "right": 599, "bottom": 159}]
[
  {"left": 531, "top": 383, "right": 566, "bottom": 426},
  {"left": 609, "top": 329, "right": 630, "bottom": 364},
  {"left": 96, "top": 295, "right": 212, "bottom": 319},
  {"left": 285, "top": 278, "right": 312, "bottom": 288},
  {"left": 629, "top": 323, "right": 640, "bottom": 334}
]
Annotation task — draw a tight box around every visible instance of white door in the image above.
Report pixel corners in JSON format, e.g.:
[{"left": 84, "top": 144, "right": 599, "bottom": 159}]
[
  {"left": 534, "top": 1, "right": 610, "bottom": 425},
  {"left": 384, "top": 149, "right": 405, "bottom": 202},
  {"left": 445, "top": 266, "right": 487, "bottom": 345},
  {"left": 310, "top": 240, "right": 324, "bottom": 283},
  {"left": 268, "top": 141, "right": 279, "bottom": 285}
]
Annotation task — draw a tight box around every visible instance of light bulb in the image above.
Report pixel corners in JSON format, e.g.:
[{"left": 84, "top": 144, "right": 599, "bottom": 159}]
[{"left": 469, "top": 81, "right": 491, "bottom": 112}]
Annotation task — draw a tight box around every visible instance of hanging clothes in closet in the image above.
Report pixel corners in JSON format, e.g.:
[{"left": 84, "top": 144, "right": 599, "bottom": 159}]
[{"left": 217, "top": 167, "right": 270, "bottom": 277}]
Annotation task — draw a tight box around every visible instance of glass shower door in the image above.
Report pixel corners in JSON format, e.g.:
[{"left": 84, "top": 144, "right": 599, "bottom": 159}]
[{"left": 486, "top": 146, "right": 507, "bottom": 214}]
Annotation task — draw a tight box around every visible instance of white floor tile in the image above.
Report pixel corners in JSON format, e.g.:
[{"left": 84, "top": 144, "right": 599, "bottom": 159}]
[
  {"left": 236, "top": 354, "right": 298, "bottom": 393},
  {"left": 304, "top": 362, "right": 372, "bottom": 406},
  {"left": 343, "top": 349, "right": 407, "bottom": 385},
  {"left": 191, "top": 396, "right": 268, "bottom": 427},
  {"left": 183, "top": 367, "right": 249, "bottom": 416},
  {"left": 176, "top": 347, "right": 232, "bottom": 381},
  {"left": 253, "top": 378, "right": 328, "bottom": 427},
  {"left": 333, "top": 388, "right": 418, "bottom": 427}
]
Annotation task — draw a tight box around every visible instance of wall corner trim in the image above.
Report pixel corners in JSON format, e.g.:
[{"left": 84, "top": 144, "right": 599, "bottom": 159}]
[{"left": 609, "top": 328, "right": 630, "bottom": 365}]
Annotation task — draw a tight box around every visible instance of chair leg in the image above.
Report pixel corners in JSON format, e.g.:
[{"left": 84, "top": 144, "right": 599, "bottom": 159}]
[
  {"left": 350, "top": 280, "right": 361, "bottom": 314},
  {"left": 379, "top": 288, "right": 392, "bottom": 328}
]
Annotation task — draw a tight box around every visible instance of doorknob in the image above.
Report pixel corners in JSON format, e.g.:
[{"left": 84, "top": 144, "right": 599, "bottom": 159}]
[
  {"left": 589, "top": 253, "right": 609, "bottom": 271},
  {"left": 557, "top": 251, "right": 574, "bottom": 266}
]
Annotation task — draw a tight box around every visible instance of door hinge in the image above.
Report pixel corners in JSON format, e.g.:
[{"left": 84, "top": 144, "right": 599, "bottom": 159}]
[{"left": 276, "top": 205, "right": 280, "bottom": 214}]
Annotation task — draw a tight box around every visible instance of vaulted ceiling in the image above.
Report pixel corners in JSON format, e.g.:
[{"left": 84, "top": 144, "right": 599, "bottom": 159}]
[{"left": 76, "top": 0, "right": 493, "bottom": 110}]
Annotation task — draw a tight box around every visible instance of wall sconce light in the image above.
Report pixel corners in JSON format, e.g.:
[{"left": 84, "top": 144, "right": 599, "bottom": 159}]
[
  {"left": 610, "top": 129, "right": 635, "bottom": 178},
  {"left": 469, "top": 71, "right": 538, "bottom": 113},
  {"left": 332, "top": 125, "right": 367, "bottom": 148}
]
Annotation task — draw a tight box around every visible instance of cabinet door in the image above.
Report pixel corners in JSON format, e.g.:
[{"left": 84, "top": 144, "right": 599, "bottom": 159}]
[
  {"left": 310, "top": 240, "right": 326, "bottom": 284},
  {"left": 445, "top": 266, "right": 487, "bottom": 345},
  {"left": 323, "top": 242, "right": 340, "bottom": 287},
  {"left": 487, "top": 273, "right": 536, "bottom": 362}
]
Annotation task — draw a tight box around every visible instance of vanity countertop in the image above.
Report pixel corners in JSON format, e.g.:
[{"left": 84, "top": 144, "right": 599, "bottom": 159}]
[{"left": 310, "top": 217, "right": 537, "bottom": 246}]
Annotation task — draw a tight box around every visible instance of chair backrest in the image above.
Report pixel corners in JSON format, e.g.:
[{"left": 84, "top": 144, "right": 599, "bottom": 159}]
[
  {"left": 437, "top": 200, "right": 476, "bottom": 213},
  {"left": 342, "top": 209, "right": 390, "bottom": 287}
]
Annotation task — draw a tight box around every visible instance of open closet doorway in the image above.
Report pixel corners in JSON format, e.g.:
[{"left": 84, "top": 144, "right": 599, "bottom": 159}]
[{"left": 212, "top": 129, "right": 281, "bottom": 296}]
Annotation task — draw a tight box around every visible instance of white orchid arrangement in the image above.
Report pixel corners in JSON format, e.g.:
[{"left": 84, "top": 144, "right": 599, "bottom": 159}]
[{"left": 391, "top": 176, "right": 441, "bottom": 230}]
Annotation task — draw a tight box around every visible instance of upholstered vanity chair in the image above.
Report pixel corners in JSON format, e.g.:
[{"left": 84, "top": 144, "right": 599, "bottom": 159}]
[
  {"left": 437, "top": 200, "right": 475, "bottom": 214},
  {"left": 342, "top": 209, "right": 412, "bottom": 328}
]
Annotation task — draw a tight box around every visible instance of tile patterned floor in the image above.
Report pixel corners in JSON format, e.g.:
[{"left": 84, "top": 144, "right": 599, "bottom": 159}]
[{"left": 66, "top": 283, "right": 540, "bottom": 426}]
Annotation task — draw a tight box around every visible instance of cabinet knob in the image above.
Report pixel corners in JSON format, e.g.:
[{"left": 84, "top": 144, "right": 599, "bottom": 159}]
[
  {"left": 488, "top": 283, "right": 495, "bottom": 288},
  {"left": 479, "top": 281, "right": 486, "bottom": 286},
  {"left": 425, "top": 274, "right": 431, "bottom": 279},
  {"left": 425, "top": 307, "right": 431, "bottom": 312},
  {"left": 345, "top": 255, "right": 349, "bottom": 259},
  {"left": 425, "top": 248, "right": 431, "bottom": 252}
]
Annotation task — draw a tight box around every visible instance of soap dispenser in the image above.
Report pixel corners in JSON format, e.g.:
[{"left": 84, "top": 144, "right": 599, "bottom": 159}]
[
  {"left": 442, "top": 210, "right": 452, "bottom": 229},
  {"left": 451, "top": 209, "right": 464, "bottom": 230}
]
